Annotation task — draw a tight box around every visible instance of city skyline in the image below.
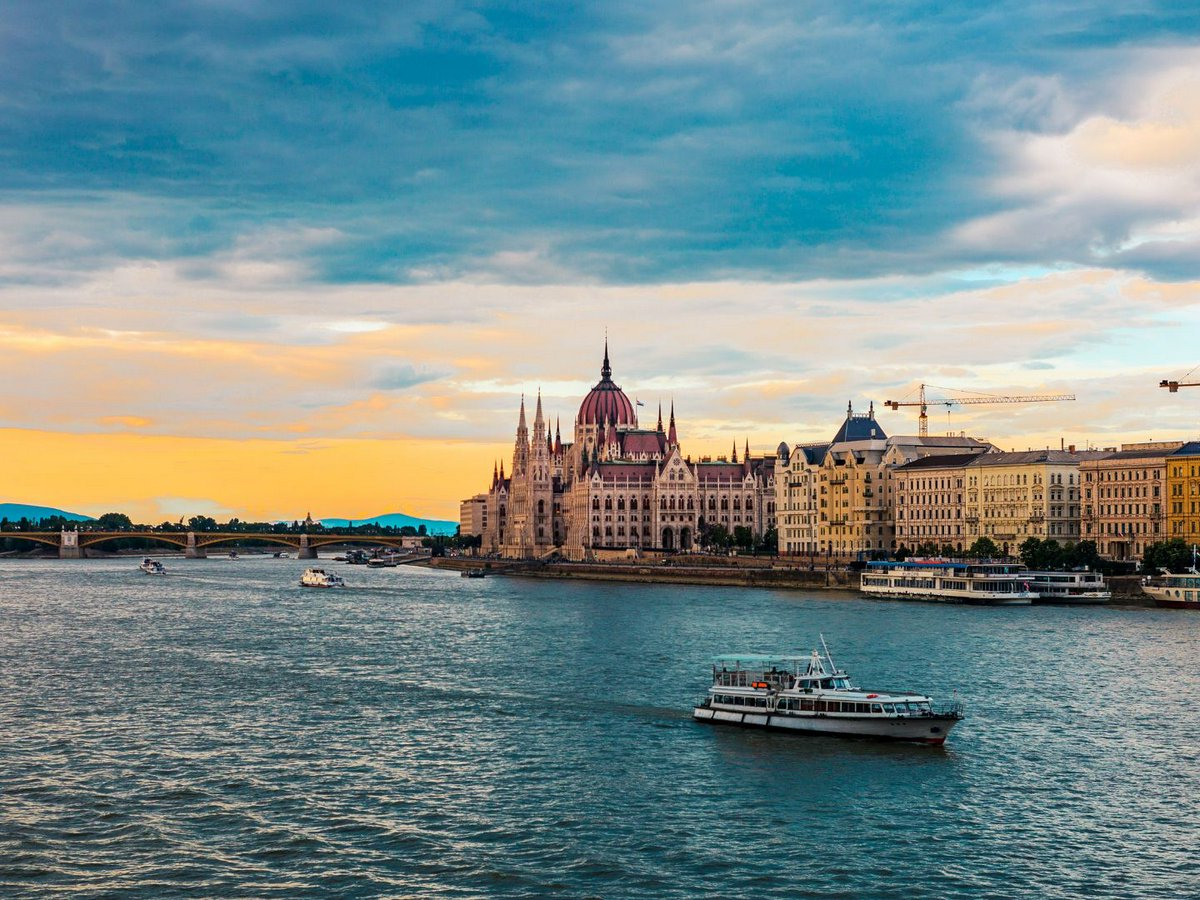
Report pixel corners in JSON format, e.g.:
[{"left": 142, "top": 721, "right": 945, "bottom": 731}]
[{"left": 3, "top": 5, "right": 1200, "bottom": 521}]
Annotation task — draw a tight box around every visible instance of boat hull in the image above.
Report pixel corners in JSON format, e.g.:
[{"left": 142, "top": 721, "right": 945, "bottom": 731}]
[
  {"left": 1151, "top": 597, "right": 1200, "bottom": 609},
  {"left": 860, "top": 587, "right": 1034, "bottom": 606},
  {"left": 693, "top": 706, "right": 958, "bottom": 745}
]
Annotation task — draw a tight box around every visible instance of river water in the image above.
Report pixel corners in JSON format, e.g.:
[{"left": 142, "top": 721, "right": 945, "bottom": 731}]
[{"left": 1, "top": 558, "right": 1197, "bottom": 898}]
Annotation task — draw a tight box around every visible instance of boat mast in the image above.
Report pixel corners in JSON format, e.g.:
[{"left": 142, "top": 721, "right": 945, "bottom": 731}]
[{"left": 820, "top": 633, "right": 838, "bottom": 674}]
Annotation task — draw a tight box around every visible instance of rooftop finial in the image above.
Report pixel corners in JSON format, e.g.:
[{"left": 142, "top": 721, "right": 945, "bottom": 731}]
[{"left": 601, "top": 335, "right": 612, "bottom": 380}]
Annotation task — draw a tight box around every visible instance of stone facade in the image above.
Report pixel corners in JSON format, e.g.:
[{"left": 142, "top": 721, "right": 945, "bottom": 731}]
[
  {"left": 775, "top": 442, "right": 828, "bottom": 557},
  {"left": 465, "top": 345, "right": 776, "bottom": 559},
  {"left": 817, "top": 404, "right": 992, "bottom": 558},
  {"left": 1080, "top": 442, "right": 1178, "bottom": 560},
  {"left": 893, "top": 453, "right": 984, "bottom": 551},
  {"left": 1165, "top": 441, "right": 1200, "bottom": 547}
]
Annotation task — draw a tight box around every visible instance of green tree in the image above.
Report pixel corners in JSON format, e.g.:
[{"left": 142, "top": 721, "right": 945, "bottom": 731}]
[
  {"left": 1143, "top": 539, "right": 1196, "bottom": 573},
  {"left": 96, "top": 512, "right": 133, "bottom": 530},
  {"left": 707, "top": 524, "right": 731, "bottom": 550},
  {"left": 188, "top": 515, "right": 217, "bottom": 531},
  {"left": 894, "top": 543, "right": 910, "bottom": 561},
  {"left": 758, "top": 525, "right": 778, "bottom": 554},
  {"left": 1068, "top": 540, "right": 1101, "bottom": 570},
  {"left": 418, "top": 524, "right": 428, "bottom": 536},
  {"left": 733, "top": 525, "right": 753, "bottom": 550},
  {"left": 966, "top": 537, "right": 1000, "bottom": 560}
]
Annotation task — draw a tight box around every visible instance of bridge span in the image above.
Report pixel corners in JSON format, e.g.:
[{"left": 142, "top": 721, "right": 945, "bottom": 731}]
[{"left": 0, "top": 529, "right": 418, "bottom": 559}]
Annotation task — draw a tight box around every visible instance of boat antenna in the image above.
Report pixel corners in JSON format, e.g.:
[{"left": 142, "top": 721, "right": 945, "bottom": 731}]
[{"left": 820, "top": 633, "right": 838, "bottom": 673}]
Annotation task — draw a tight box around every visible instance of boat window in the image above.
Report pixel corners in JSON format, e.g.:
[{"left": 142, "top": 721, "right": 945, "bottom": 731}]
[
  {"left": 871, "top": 704, "right": 882, "bottom": 714},
  {"left": 801, "top": 699, "right": 815, "bottom": 711},
  {"left": 734, "top": 696, "right": 744, "bottom": 706},
  {"left": 883, "top": 704, "right": 895, "bottom": 714}
]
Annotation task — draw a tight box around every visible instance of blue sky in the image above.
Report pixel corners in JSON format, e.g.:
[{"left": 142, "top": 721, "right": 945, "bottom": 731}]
[{"left": 2, "top": 2, "right": 1200, "bottom": 517}]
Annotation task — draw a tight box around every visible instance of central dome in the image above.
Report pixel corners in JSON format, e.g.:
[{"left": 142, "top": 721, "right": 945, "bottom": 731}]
[{"left": 577, "top": 343, "right": 636, "bottom": 426}]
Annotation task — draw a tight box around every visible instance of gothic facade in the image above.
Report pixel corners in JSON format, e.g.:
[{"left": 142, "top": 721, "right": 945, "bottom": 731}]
[{"left": 466, "top": 345, "right": 776, "bottom": 559}]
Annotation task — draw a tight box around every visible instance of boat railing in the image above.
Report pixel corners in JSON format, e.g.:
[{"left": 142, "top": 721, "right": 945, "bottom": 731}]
[{"left": 931, "top": 701, "right": 965, "bottom": 719}]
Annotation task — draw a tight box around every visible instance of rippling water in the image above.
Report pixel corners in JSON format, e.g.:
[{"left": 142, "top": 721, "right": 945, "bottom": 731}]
[{"left": 1, "top": 557, "right": 1198, "bottom": 898}]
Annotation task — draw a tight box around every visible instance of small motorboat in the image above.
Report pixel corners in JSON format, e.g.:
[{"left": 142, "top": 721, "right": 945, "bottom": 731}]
[
  {"left": 461, "top": 569, "right": 486, "bottom": 579},
  {"left": 139, "top": 558, "right": 166, "bottom": 575},
  {"left": 300, "top": 567, "right": 346, "bottom": 588}
]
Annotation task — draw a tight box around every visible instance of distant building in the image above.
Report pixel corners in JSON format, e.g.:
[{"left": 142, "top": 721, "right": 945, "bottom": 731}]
[
  {"left": 775, "top": 442, "right": 828, "bottom": 556},
  {"left": 963, "top": 450, "right": 1108, "bottom": 553},
  {"left": 817, "top": 403, "right": 992, "bottom": 558},
  {"left": 894, "top": 453, "right": 988, "bottom": 551},
  {"left": 1165, "top": 442, "right": 1200, "bottom": 547},
  {"left": 459, "top": 494, "right": 488, "bottom": 538},
  {"left": 466, "top": 343, "right": 776, "bottom": 559},
  {"left": 1080, "top": 442, "right": 1179, "bottom": 560}
]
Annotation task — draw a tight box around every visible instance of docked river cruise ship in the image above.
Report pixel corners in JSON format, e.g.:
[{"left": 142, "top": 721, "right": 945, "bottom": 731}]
[
  {"left": 1141, "top": 573, "right": 1200, "bottom": 609},
  {"left": 860, "top": 560, "right": 1037, "bottom": 605},
  {"left": 693, "top": 643, "right": 963, "bottom": 745}
]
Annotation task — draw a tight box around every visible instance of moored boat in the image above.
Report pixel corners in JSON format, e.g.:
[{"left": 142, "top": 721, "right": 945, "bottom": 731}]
[
  {"left": 693, "top": 639, "right": 963, "bottom": 745},
  {"left": 461, "top": 569, "right": 486, "bottom": 578},
  {"left": 860, "top": 559, "right": 1036, "bottom": 605},
  {"left": 138, "top": 558, "right": 166, "bottom": 575},
  {"left": 1025, "top": 570, "right": 1111, "bottom": 604},
  {"left": 1141, "top": 573, "right": 1200, "bottom": 609},
  {"left": 300, "top": 567, "right": 346, "bottom": 588}
]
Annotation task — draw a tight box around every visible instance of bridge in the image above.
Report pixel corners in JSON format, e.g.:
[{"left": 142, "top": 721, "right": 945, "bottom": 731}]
[{"left": 0, "top": 529, "right": 418, "bottom": 559}]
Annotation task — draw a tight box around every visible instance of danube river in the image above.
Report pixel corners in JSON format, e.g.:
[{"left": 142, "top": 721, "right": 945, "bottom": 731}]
[{"left": 1, "top": 558, "right": 1197, "bottom": 898}]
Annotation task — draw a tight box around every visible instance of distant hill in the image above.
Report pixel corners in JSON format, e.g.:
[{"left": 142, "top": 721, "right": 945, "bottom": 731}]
[
  {"left": 0, "top": 503, "right": 93, "bottom": 523},
  {"left": 320, "top": 513, "right": 457, "bottom": 536}
]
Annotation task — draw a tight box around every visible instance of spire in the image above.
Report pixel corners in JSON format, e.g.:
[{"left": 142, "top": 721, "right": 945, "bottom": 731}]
[
  {"left": 534, "top": 388, "right": 544, "bottom": 431},
  {"left": 601, "top": 337, "right": 612, "bottom": 380},
  {"left": 554, "top": 417, "right": 562, "bottom": 454},
  {"left": 668, "top": 400, "right": 677, "bottom": 447},
  {"left": 868, "top": 400, "right": 875, "bottom": 417},
  {"left": 657, "top": 401, "right": 663, "bottom": 432},
  {"left": 745, "top": 437, "right": 750, "bottom": 460},
  {"left": 499, "top": 460, "right": 505, "bottom": 480},
  {"left": 492, "top": 459, "right": 498, "bottom": 488},
  {"left": 518, "top": 394, "right": 527, "bottom": 432},
  {"left": 732, "top": 441, "right": 738, "bottom": 464}
]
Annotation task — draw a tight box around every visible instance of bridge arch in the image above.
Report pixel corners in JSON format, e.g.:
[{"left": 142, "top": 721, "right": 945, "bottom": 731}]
[{"left": 79, "top": 533, "right": 189, "bottom": 551}]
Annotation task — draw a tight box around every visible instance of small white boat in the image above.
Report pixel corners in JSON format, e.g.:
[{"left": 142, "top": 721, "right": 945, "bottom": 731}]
[
  {"left": 1025, "top": 570, "right": 1111, "bottom": 604},
  {"left": 299, "top": 567, "right": 346, "bottom": 588},
  {"left": 861, "top": 559, "right": 1036, "bottom": 605},
  {"left": 693, "top": 639, "right": 963, "bottom": 745},
  {"left": 139, "top": 558, "right": 166, "bottom": 575}
]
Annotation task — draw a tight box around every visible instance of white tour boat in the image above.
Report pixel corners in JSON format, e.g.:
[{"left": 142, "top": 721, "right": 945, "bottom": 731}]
[
  {"left": 860, "top": 559, "right": 1037, "bottom": 605},
  {"left": 1141, "top": 573, "right": 1200, "bottom": 609},
  {"left": 138, "top": 558, "right": 166, "bottom": 575},
  {"left": 299, "top": 567, "right": 346, "bottom": 588},
  {"left": 693, "top": 640, "right": 963, "bottom": 745},
  {"left": 1024, "top": 570, "right": 1111, "bottom": 604}
]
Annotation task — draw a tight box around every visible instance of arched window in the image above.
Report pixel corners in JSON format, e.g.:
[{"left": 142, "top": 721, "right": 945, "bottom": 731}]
[
  {"left": 708, "top": 497, "right": 716, "bottom": 511},
  {"left": 617, "top": 497, "right": 625, "bottom": 510},
  {"left": 669, "top": 496, "right": 676, "bottom": 510},
  {"left": 604, "top": 497, "right": 612, "bottom": 510},
  {"left": 721, "top": 497, "right": 728, "bottom": 511},
  {"left": 660, "top": 497, "right": 667, "bottom": 510},
  {"left": 630, "top": 497, "right": 638, "bottom": 511},
  {"left": 592, "top": 497, "right": 600, "bottom": 510},
  {"left": 592, "top": 526, "right": 600, "bottom": 538},
  {"left": 733, "top": 497, "right": 740, "bottom": 511},
  {"left": 746, "top": 498, "right": 753, "bottom": 510},
  {"left": 687, "top": 497, "right": 694, "bottom": 510},
  {"left": 537, "top": 499, "right": 545, "bottom": 515}
]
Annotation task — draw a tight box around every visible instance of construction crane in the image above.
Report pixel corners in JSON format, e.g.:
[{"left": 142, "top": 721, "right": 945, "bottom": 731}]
[
  {"left": 1160, "top": 363, "right": 1200, "bottom": 392},
  {"left": 883, "top": 384, "right": 1076, "bottom": 437}
]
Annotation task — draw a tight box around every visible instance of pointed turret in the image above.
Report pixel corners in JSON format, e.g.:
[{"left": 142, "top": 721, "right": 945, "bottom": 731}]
[
  {"left": 601, "top": 336, "right": 612, "bottom": 380},
  {"left": 554, "top": 417, "right": 562, "bottom": 455},
  {"left": 731, "top": 441, "right": 738, "bottom": 464},
  {"left": 492, "top": 459, "right": 498, "bottom": 488},
  {"left": 499, "top": 460, "right": 506, "bottom": 482},
  {"left": 668, "top": 400, "right": 677, "bottom": 448},
  {"left": 657, "top": 402, "right": 663, "bottom": 432},
  {"left": 513, "top": 394, "right": 530, "bottom": 475}
]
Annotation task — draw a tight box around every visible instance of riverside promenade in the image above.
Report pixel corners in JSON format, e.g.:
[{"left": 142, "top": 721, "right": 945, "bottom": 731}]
[{"left": 430, "top": 556, "right": 1152, "bottom": 600}]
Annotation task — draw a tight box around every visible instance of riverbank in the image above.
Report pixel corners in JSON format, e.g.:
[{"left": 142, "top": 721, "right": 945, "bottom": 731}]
[{"left": 430, "top": 557, "right": 1154, "bottom": 603}]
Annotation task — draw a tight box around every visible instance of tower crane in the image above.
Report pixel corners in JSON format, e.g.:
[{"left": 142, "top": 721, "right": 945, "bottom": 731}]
[
  {"left": 1160, "top": 364, "right": 1200, "bottom": 392},
  {"left": 883, "top": 384, "right": 1076, "bottom": 437}
]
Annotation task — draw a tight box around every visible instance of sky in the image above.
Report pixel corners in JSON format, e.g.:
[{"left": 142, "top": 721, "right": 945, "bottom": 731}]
[{"left": 3, "top": 2, "right": 1200, "bottom": 523}]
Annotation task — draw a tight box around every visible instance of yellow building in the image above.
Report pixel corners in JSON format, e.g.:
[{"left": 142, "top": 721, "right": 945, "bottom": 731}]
[
  {"left": 775, "top": 442, "right": 828, "bottom": 557},
  {"left": 1165, "top": 442, "right": 1200, "bottom": 544},
  {"left": 963, "top": 450, "right": 1105, "bottom": 555},
  {"left": 818, "top": 403, "right": 990, "bottom": 559}
]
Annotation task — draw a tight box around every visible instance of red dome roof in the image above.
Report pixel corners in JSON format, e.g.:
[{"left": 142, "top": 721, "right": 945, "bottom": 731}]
[{"left": 578, "top": 343, "right": 636, "bottom": 427}]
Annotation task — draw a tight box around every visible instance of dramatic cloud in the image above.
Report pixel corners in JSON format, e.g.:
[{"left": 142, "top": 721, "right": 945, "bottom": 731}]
[{"left": 2, "top": 3, "right": 1199, "bottom": 517}]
